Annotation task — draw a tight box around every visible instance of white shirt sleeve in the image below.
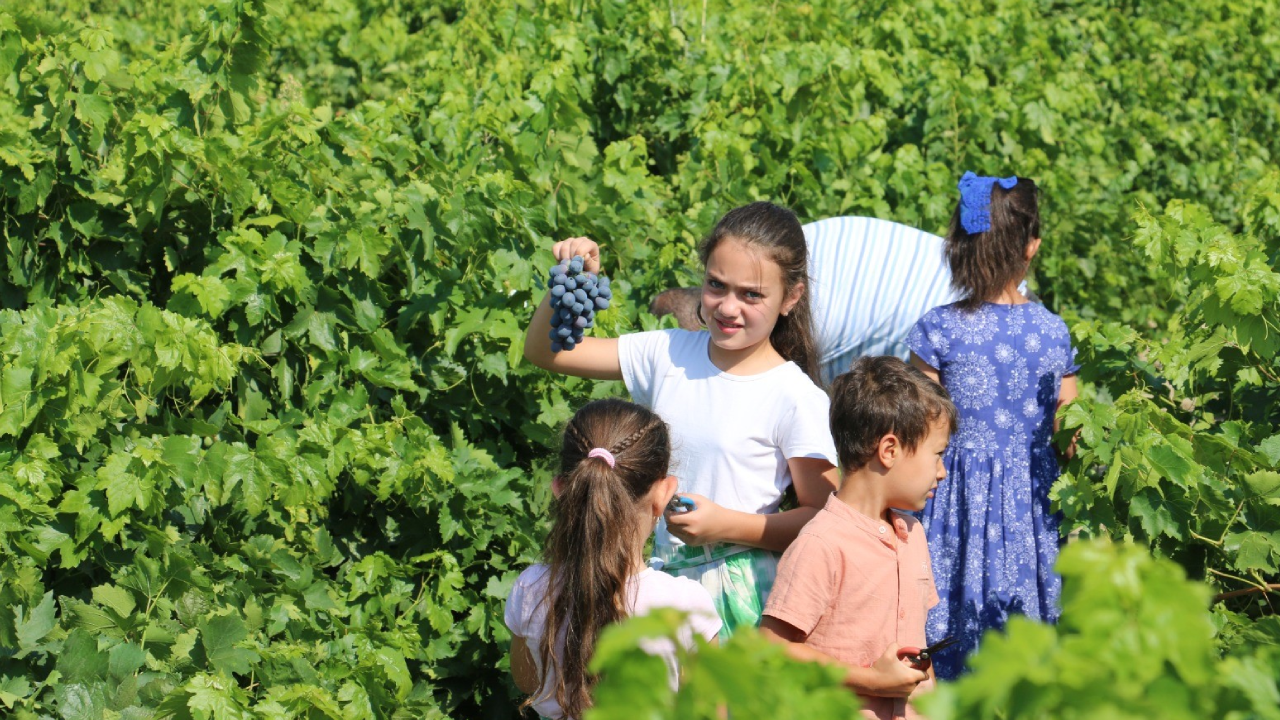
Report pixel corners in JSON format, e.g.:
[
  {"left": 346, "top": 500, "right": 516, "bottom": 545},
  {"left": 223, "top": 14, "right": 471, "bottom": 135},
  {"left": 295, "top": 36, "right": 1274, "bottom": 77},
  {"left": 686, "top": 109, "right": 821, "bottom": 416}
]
[
  {"left": 617, "top": 329, "right": 676, "bottom": 408},
  {"left": 504, "top": 580, "right": 527, "bottom": 637},
  {"left": 635, "top": 571, "right": 723, "bottom": 645},
  {"left": 504, "top": 565, "right": 547, "bottom": 638},
  {"left": 778, "top": 382, "right": 838, "bottom": 464}
]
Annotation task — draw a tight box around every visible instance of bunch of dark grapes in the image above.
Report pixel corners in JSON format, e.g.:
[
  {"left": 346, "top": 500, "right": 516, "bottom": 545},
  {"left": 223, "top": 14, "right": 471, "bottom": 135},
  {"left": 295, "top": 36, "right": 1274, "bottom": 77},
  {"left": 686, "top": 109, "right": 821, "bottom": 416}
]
[{"left": 547, "top": 255, "right": 611, "bottom": 352}]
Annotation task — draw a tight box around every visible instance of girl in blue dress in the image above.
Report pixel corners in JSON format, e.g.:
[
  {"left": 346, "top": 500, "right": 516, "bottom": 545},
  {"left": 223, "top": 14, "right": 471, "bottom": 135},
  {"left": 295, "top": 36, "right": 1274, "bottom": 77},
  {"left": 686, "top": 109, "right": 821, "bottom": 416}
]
[{"left": 907, "top": 172, "right": 1079, "bottom": 679}]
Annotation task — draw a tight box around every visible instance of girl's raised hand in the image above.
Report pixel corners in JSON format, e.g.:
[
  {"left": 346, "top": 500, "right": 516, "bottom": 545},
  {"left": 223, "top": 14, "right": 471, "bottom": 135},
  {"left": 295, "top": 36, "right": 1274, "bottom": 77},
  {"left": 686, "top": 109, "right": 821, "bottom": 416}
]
[
  {"left": 522, "top": 236, "right": 621, "bottom": 380},
  {"left": 552, "top": 237, "right": 601, "bottom": 274},
  {"left": 663, "top": 493, "right": 727, "bottom": 546}
]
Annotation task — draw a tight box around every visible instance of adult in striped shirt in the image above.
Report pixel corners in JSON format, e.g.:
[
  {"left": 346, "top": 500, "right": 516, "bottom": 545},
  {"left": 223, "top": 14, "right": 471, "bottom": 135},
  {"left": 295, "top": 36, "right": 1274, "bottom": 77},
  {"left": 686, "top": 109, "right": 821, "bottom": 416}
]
[{"left": 652, "top": 216, "right": 975, "bottom": 385}]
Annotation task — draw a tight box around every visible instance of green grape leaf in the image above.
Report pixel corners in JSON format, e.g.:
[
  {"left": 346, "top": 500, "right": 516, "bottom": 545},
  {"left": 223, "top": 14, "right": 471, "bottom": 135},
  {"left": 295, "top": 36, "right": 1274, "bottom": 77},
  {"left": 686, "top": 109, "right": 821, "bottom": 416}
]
[
  {"left": 198, "top": 615, "right": 260, "bottom": 677},
  {"left": 1129, "top": 490, "right": 1187, "bottom": 540},
  {"left": 373, "top": 647, "right": 411, "bottom": 696},
  {"left": 1224, "top": 531, "right": 1280, "bottom": 573},
  {"left": 96, "top": 454, "right": 145, "bottom": 517},
  {"left": 90, "top": 585, "right": 136, "bottom": 619},
  {"left": 14, "top": 591, "right": 56, "bottom": 650},
  {"left": 1243, "top": 471, "right": 1280, "bottom": 503},
  {"left": 52, "top": 682, "right": 112, "bottom": 720},
  {"left": 57, "top": 630, "right": 110, "bottom": 683},
  {"left": 1258, "top": 435, "right": 1280, "bottom": 469},
  {"left": 0, "top": 674, "right": 32, "bottom": 708},
  {"left": 1147, "top": 442, "right": 1198, "bottom": 487},
  {"left": 107, "top": 642, "right": 146, "bottom": 678}
]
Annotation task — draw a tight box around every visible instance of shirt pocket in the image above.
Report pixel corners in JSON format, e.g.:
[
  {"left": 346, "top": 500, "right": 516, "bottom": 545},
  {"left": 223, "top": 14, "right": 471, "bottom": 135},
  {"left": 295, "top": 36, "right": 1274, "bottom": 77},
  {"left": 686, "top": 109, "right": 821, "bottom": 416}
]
[{"left": 915, "top": 559, "right": 938, "bottom": 611}]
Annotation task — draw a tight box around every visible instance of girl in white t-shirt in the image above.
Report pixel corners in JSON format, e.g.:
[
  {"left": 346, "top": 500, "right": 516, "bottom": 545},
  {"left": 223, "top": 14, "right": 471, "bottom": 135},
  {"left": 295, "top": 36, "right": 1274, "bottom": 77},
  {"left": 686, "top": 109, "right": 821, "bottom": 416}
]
[
  {"left": 523, "top": 202, "right": 840, "bottom": 636},
  {"left": 506, "top": 399, "right": 721, "bottom": 719}
]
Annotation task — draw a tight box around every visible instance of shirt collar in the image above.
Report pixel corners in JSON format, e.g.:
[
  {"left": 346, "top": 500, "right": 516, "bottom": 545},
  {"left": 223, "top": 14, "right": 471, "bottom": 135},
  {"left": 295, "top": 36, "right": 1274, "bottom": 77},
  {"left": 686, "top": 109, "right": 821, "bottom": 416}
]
[{"left": 822, "top": 494, "right": 912, "bottom": 545}]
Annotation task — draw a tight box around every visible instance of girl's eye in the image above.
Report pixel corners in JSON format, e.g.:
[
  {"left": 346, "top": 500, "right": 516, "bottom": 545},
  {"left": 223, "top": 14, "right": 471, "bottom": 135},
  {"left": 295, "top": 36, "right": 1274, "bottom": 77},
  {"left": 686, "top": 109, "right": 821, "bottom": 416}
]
[
  {"left": 707, "top": 279, "right": 725, "bottom": 290},
  {"left": 745, "top": 291, "right": 763, "bottom": 300}
]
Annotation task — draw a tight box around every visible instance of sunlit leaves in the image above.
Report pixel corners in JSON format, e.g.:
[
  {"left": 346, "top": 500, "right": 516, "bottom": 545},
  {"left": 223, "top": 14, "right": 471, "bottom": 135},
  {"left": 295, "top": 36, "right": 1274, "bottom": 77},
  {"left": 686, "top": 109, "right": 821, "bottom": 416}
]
[
  {"left": 5, "top": 0, "right": 1280, "bottom": 717},
  {"left": 589, "top": 610, "right": 861, "bottom": 720},
  {"left": 1055, "top": 181, "right": 1280, "bottom": 683},
  {"left": 918, "top": 543, "right": 1280, "bottom": 720}
]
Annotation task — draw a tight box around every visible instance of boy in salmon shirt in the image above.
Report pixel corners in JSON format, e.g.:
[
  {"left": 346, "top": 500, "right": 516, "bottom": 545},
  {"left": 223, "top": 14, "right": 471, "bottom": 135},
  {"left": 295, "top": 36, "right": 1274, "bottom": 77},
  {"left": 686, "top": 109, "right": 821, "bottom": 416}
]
[{"left": 761, "top": 356, "right": 957, "bottom": 720}]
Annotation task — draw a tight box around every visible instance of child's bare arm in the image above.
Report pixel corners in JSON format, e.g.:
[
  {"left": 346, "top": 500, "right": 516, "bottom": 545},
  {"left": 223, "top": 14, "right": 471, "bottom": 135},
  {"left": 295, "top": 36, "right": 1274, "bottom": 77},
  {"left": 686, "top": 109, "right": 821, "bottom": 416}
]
[
  {"left": 509, "top": 635, "right": 540, "bottom": 694},
  {"left": 666, "top": 457, "right": 838, "bottom": 551},
  {"left": 759, "top": 617, "right": 928, "bottom": 698},
  {"left": 1057, "top": 374, "right": 1079, "bottom": 458},
  {"left": 909, "top": 352, "right": 940, "bottom": 384},
  {"left": 1056, "top": 374, "right": 1078, "bottom": 424}
]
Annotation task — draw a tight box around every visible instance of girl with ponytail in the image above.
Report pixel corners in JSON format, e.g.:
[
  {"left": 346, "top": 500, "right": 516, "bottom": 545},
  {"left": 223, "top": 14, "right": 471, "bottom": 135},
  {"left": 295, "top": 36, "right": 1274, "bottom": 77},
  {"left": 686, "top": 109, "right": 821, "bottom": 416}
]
[
  {"left": 505, "top": 399, "right": 721, "bottom": 719},
  {"left": 523, "top": 202, "right": 840, "bottom": 638}
]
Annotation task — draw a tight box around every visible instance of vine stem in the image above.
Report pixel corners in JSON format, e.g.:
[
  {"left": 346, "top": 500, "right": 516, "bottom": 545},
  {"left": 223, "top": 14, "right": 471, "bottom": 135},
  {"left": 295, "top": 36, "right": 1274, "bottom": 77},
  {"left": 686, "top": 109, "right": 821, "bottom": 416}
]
[
  {"left": 1208, "top": 567, "right": 1273, "bottom": 598},
  {"left": 1255, "top": 571, "right": 1279, "bottom": 614},
  {"left": 1248, "top": 350, "right": 1280, "bottom": 384},
  {"left": 1212, "top": 584, "right": 1280, "bottom": 603},
  {"left": 1217, "top": 501, "right": 1245, "bottom": 545},
  {"left": 1189, "top": 530, "right": 1222, "bottom": 547}
]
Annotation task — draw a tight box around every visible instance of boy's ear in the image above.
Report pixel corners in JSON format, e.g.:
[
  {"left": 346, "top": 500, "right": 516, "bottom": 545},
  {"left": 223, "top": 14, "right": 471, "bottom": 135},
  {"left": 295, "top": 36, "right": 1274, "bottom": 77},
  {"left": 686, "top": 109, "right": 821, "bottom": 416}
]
[
  {"left": 781, "top": 281, "right": 805, "bottom": 317},
  {"left": 877, "top": 434, "right": 900, "bottom": 469}
]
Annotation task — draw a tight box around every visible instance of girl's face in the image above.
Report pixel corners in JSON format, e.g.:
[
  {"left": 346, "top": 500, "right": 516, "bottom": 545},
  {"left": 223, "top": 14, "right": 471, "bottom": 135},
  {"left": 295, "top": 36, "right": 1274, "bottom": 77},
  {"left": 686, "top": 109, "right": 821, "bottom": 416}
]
[{"left": 701, "top": 237, "right": 801, "bottom": 355}]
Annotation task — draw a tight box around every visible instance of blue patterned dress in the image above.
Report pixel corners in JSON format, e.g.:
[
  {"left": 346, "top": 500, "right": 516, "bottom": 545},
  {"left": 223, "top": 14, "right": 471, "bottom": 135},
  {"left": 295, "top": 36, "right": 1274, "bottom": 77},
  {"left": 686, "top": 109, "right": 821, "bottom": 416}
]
[{"left": 908, "top": 301, "right": 1078, "bottom": 679}]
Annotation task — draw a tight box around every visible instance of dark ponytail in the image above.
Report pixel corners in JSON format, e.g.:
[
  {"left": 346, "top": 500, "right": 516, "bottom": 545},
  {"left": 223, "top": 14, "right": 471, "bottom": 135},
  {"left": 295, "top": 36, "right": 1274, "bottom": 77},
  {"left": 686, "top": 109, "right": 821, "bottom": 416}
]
[
  {"left": 699, "top": 201, "right": 822, "bottom": 384},
  {"left": 526, "top": 399, "right": 671, "bottom": 719},
  {"left": 945, "top": 177, "right": 1041, "bottom": 311}
]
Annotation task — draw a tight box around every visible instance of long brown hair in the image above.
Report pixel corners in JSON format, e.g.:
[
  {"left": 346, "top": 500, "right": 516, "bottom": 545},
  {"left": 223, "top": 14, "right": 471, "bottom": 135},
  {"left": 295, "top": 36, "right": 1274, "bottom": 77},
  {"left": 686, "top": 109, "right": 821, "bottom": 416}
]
[
  {"left": 945, "top": 177, "right": 1041, "bottom": 311},
  {"left": 698, "top": 201, "right": 822, "bottom": 383},
  {"left": 528, "top": 399, "right": 671, "bottom": 718}
]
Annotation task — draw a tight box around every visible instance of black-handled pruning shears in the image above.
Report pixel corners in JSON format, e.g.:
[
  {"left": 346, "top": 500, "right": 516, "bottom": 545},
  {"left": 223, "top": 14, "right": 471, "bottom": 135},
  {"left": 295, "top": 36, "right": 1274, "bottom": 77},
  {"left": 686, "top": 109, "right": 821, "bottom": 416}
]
[
  {"left": 666, "top": 495, "right": 696, "bottom": 514},
  {"left": 896, "top": 636, "right": 957, "bottom": 670}
]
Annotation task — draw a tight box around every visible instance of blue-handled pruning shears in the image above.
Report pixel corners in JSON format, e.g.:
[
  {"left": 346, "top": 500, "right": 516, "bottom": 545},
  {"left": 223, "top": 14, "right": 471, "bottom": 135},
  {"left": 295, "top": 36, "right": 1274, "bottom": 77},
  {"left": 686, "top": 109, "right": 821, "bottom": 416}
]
[{"left": 666, "top": 495, "right": 696, "bottom": 514}]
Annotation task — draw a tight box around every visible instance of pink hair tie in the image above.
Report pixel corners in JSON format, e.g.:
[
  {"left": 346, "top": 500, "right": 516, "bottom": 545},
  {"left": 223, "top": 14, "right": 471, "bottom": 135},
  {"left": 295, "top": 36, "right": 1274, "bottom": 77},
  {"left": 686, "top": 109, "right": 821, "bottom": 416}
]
[{"left": 587, "top": 448, "right": 616, "bottom": 468}]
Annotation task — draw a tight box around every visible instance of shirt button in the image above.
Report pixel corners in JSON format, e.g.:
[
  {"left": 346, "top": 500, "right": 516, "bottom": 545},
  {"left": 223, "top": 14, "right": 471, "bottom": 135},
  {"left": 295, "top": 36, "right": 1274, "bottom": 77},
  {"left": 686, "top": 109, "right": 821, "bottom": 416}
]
[
  {"left": 878, "top": 527, "right": 886, "bottom": 534},
  {"left": 900, "top": 609, "right": 906, "bottom": 619}
]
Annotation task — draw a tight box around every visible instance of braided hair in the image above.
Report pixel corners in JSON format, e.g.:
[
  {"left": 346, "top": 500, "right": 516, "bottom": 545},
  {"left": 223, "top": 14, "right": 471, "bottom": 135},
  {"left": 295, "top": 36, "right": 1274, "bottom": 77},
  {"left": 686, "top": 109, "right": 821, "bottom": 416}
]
[{"left": 525, "top": 399, "right": 671, "bottom": 718}]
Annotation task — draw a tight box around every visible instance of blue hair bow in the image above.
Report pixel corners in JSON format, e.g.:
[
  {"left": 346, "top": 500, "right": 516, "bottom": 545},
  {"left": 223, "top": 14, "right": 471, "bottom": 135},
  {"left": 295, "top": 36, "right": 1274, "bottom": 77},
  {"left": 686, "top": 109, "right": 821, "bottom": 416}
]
[{"left": 957, "top": 171, "right": 1018, "bottom": 234}]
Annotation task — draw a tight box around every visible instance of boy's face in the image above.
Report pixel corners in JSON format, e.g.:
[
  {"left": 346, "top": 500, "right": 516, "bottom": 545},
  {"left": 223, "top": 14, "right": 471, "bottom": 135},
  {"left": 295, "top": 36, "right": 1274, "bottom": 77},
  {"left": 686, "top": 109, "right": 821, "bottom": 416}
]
[{"left": 888, "top": 420, "right": 950, "bottom": 511}]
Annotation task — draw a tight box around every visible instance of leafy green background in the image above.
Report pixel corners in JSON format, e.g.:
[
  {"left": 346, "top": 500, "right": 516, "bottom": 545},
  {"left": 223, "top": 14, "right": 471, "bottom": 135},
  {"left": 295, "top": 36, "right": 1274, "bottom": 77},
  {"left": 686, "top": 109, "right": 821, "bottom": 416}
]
[{"left": 1, "top": 0, "right": 1278, "bottom": 717}]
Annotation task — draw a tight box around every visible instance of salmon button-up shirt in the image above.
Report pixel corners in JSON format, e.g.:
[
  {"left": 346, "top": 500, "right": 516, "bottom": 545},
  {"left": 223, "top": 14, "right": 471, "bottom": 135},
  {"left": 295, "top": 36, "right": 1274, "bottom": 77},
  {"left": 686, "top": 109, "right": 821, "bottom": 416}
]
[{"left": 764, "top": 493, "right": 939, "bottom": 720}]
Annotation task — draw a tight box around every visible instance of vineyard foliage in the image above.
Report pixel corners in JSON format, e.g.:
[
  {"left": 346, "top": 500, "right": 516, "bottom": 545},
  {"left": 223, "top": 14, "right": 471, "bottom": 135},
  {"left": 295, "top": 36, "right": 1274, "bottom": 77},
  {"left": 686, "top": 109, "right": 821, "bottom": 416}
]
[
  {"left": 920, "top": 541, "right": 1280, "bottom": 720},
  {"left": 1054, "top": 176, "right": 1280, "bottom": 645},
  {"left": 1, "top": 0, "right": 1279, "bottom": 717}
]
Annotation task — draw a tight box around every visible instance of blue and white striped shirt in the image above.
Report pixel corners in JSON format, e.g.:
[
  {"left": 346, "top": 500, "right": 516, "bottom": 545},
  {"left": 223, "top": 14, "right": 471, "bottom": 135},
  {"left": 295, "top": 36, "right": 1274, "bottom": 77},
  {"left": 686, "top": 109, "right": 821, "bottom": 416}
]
[{"left": 804, "top": 216, "right": 958, "bottom": 384}]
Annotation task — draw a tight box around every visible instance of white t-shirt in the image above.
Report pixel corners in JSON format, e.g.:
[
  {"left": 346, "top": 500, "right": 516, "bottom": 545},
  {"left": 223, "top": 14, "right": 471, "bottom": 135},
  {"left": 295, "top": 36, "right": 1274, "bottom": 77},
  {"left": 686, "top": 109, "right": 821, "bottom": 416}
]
[
  {"left": 505, "top": 564, "right": 722, "bottom": 719},
  {"left": 617, "top": 329, "right": 838, "bottom": 549}
]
